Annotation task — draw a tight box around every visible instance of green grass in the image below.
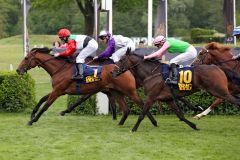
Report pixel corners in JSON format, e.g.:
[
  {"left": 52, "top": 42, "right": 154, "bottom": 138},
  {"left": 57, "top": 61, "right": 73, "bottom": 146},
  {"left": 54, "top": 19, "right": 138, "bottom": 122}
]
[
  {"left": 0, "top": 35, "right": 240, "bottom": 160},
  {"left": 0, "top": 114, "right": 239, "bottom": 160}
]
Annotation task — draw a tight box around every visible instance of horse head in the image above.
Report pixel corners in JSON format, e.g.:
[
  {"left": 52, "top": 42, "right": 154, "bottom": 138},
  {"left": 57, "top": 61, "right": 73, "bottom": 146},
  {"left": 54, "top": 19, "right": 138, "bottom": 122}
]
[
  {"left": 16, "top": 47, "right": 52, "bottom": 75},
  {"left": 193, "top": 42, "right": 232, "bottom": 66},
  {"left": 111, "top": 49, "right": 142, "bottom": 78}
]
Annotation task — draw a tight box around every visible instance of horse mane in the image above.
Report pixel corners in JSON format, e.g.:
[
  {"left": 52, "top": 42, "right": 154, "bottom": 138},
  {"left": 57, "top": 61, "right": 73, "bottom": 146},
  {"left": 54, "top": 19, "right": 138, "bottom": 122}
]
[
  {"left": 205, "top": 42, "right": 231, "bottom": 53},
  {"left": 30, "top": 47, "right": 52, "bottom": 54}
]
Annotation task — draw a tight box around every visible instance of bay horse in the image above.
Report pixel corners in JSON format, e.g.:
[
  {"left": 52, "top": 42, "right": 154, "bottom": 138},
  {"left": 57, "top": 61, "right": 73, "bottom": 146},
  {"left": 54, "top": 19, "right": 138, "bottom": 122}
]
[
  {"left": 16, "top": 48, "right": 157, "bottom": 127},
  {"left": 193, "top": 42, "right": 240, "bottom": 119},
  {"left": 112, "top": 49, "right": 240, "bottom": 132}
]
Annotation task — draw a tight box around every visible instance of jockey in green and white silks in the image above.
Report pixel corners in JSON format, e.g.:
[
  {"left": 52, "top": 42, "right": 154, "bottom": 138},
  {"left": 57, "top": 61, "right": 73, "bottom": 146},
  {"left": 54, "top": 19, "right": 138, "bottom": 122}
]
[{"left": 144, "top": 35, "right": 197, "bottom": 85}]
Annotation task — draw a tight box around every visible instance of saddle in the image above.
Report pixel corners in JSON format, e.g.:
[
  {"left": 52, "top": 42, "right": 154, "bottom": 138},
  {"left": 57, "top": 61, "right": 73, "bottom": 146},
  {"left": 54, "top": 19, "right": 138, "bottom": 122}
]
[{"left": 73, "top": 64, "right": 102, "bottom": 83}]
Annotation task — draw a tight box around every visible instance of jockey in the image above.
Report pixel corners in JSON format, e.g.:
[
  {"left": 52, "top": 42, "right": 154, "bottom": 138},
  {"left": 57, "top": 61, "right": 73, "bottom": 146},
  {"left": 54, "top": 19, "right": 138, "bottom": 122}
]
[
  {"left": 144, "top": 35, "right": 197, "bottom": 85},
  {"left": 54, "top": 28, "right": 98, "bottom": 80},
  {"left": 232, "top": 26, "right": 240, "bottom": 60},
  {"left": 93, "top": 30, "right": 135, "bottom": 63}
]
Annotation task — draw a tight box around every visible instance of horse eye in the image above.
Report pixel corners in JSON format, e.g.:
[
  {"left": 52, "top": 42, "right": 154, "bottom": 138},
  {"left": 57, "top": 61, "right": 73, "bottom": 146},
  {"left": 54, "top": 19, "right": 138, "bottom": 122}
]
[{"left": 24, "top": 57, "right": 28, "bottom": 60}]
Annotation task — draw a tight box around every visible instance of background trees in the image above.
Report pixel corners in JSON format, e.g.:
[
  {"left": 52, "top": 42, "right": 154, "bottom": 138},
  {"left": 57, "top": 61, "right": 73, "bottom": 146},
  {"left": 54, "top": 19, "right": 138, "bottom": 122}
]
[{"left": 0, "top": 0, "right": 239, "bottom": 39}]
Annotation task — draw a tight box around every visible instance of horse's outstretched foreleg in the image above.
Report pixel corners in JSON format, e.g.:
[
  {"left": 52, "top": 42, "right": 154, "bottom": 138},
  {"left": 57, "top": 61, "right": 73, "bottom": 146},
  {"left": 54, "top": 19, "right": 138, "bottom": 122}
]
[
  {"left": 193, "top": 98, "right": 223, "bottom": 120},
  {"left": 28, "top": 91, "right": 60, "bottom": 126},
  {"left": 31, "top": 94, "right": 50, "bottom": 120},
  {"left": 132, "top": 96, "right": 154, "bottom": 132},
  {"left": 167, "top": 101, "right": 198, "bottom": 130},
  {"left": 128, "top": 91, "right": 158, "bottom": 127},
  {"left": 59, "top": 94, "right": 93, "bottom": 116}
]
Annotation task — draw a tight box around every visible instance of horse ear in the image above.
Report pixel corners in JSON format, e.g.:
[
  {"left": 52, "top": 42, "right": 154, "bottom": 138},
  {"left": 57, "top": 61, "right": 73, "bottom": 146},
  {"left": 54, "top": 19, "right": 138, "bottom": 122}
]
[{"left": 126, "top": 47, "right": 131, "bottom": 55}]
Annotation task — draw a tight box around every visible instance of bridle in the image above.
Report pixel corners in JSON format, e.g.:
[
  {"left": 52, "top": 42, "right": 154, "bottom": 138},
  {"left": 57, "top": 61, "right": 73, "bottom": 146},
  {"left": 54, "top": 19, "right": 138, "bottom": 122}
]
[
  {"left": 23, "top": 50, "right": 67, "bottom": 76},
  {"left": 196, "top": 47, "right": 240, "bottom": 71},
  {"left": 115, "top": 54, "right": 161, "bottom": 75}
]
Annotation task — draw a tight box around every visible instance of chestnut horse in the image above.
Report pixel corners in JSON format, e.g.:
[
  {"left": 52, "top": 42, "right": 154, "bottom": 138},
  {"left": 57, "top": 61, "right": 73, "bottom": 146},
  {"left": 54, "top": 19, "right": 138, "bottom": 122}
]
[
  {"left": 193, "top": 42, "right": 240, "bottom": 119},
  {"left": 16, "top": 48, "right": 157, "bottom": 127},
  {"left": 113, "top": 49, "right": 240, "bottom": 132}
]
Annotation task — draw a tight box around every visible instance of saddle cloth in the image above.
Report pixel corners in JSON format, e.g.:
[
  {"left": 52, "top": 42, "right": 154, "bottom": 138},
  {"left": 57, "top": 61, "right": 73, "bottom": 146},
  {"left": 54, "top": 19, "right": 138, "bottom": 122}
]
[
  {"left": 73, "top": 64, "right": 102, "bottom": 83},
  {"left": 161, "top": 64, "right": 194, "bottom": 91}
]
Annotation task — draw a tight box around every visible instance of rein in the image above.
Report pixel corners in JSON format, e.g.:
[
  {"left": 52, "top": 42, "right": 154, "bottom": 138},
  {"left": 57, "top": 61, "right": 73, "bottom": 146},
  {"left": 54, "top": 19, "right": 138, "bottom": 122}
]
[{"left": 26, "top": 51, "right": 68, "bottom": 76}]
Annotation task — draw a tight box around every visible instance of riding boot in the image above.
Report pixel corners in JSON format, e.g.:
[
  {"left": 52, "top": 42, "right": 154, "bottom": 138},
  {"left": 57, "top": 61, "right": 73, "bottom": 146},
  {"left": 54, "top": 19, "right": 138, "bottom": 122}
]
[
  {"left": 167, "top": 63, "right": 178, "bottom": 85},
  {"left": 73, "top": 63, "right": 84, "bottom": 80}
]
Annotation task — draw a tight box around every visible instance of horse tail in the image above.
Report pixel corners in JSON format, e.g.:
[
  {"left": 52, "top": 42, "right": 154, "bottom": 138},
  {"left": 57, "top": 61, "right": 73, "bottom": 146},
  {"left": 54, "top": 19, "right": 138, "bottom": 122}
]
[{"left": 220, "top": 67, "right": 240, "bottom": 85}]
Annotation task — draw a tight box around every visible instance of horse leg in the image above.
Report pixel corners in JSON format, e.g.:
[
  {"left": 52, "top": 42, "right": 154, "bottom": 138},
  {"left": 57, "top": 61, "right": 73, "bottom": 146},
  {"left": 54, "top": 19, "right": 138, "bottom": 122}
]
[
  {"left": 31, "top": 94, "right": 50, "bottom": 120},
  {"left": 193, "top": 98, "right": 223, "bottom": 120},
  {"left": 178, "top": 97, "right": 204, "bottom": 112},
  {"left": 128, "top": 91, "right": 158, "bottom": 127},
  {"left": 114, "top": 95, "right": 130, "bottom": 125},
  {"left": 28, "top": 91, "right": 61, "bottom": 125},
  {"left": 132, "top": 96, "right": 155, "bottom": 132},
  {"left": 59, "top": 94, "right": 93, "bottom": 116},
  {"left": 167, "top": 101, "right": 198, "bottom": 130},
  {"left": 108, "top": 94, "right": 117, "bottom": 120}
]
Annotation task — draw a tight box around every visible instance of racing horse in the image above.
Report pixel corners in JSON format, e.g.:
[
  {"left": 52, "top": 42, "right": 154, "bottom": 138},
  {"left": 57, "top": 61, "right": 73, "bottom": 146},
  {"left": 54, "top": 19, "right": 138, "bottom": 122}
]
[
  {"left": 193, "top": 42, "right": 240, "bottom": 119},
  {"left": 16, "top": 47, "right": 157, "bottom": 127},
  {"left": 112, "top": 49, "right": 240, "bottom": 132}
]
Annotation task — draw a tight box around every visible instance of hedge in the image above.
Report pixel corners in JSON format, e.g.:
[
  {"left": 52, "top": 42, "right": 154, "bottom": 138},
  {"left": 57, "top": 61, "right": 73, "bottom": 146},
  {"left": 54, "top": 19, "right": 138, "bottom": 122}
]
[
  {"left": 67, "top": 88, "right": 240, "bottom": 115},
  {"left": 0, "top": 71, "right": 36, "bottom": 112},
  {"left": 191, "top": 28, "right": 225, "bottom": 43}
]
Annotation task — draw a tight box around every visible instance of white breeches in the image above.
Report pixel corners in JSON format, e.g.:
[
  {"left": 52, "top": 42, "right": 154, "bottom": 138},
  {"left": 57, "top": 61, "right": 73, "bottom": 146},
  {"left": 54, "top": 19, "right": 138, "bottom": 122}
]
[
  {"left": 170, "top": 45, "right": 197, "bottom": 64},
  {"left": 76, "top": 39, "right": 98, "bottom": 63},
  {"left": 111, "top": 41, "right": 136, "bottom": 63}
]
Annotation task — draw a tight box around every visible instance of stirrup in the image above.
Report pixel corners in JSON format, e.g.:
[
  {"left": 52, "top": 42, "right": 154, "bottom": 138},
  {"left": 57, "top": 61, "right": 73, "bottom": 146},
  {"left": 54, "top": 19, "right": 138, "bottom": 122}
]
[
  {"left": 165, "top": 78, "right": 178, "bottom": 85},
  {"left": 72, "top": 74, "right": 84, "bottom": 80}
]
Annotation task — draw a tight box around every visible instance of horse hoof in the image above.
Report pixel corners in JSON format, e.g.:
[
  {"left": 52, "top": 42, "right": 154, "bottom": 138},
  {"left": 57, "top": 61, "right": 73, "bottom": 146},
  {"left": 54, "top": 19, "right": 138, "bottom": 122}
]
[
  {"left": 131, "top": 128, "right": 138, "bottom": 132},
  {"left": 27, "top": 121, "right": 33, "bottom": 126},
  {"left": 59, "top": 111, "right": 65, "bottom": 116},
  {"left": 118, "top": 122, "right": 124, "bottom": 126},
  {"left": 193, "top": 115, "right": 200, "bottom": 120}
]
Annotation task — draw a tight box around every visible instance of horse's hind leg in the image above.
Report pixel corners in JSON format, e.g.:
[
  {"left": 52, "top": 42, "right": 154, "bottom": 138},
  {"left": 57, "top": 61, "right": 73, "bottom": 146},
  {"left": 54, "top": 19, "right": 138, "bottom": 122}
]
[
  {"left": 179, "top": 97, "right": 204, "bottom": 112},
  {"left": 167, "top": 101, "right": 198, "bottom": 130},
  {"left": 114, "top": 95, "right": 130, "bottom": 125},
  {"left": 59, "top": 94, "right": 93, "bottom": 116},
  {"left": 108, "top": 94, "right": 117, "bottom": 120},
  {"left": 31, "top": 94, "right": 49, "bottom": 120},
  {"left": 193, "top": 98, "right": 223, "bottom": 120}
]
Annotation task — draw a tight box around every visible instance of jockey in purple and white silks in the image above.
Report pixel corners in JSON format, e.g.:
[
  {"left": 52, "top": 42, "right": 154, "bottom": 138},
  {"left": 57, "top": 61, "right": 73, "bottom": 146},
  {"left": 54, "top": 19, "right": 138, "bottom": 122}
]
[
  {"left": 144, "top": 35, "right": 197, "bottom": 85},
  {"left": 93, "top": 30, "right": 135, "bottom": 63}
]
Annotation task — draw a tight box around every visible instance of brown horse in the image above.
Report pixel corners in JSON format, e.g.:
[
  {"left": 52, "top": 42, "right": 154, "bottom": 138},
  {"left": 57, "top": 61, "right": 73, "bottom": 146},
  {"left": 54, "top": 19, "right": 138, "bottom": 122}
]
[
  {"left": 113, "top": 49, "right": 240, "bottom": 132},
  {"left": 16, "top": 48, "right": 157, "bottom": 127},
  {"left": 193, "top": 42, "right": 240, "bottom": 119}
]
